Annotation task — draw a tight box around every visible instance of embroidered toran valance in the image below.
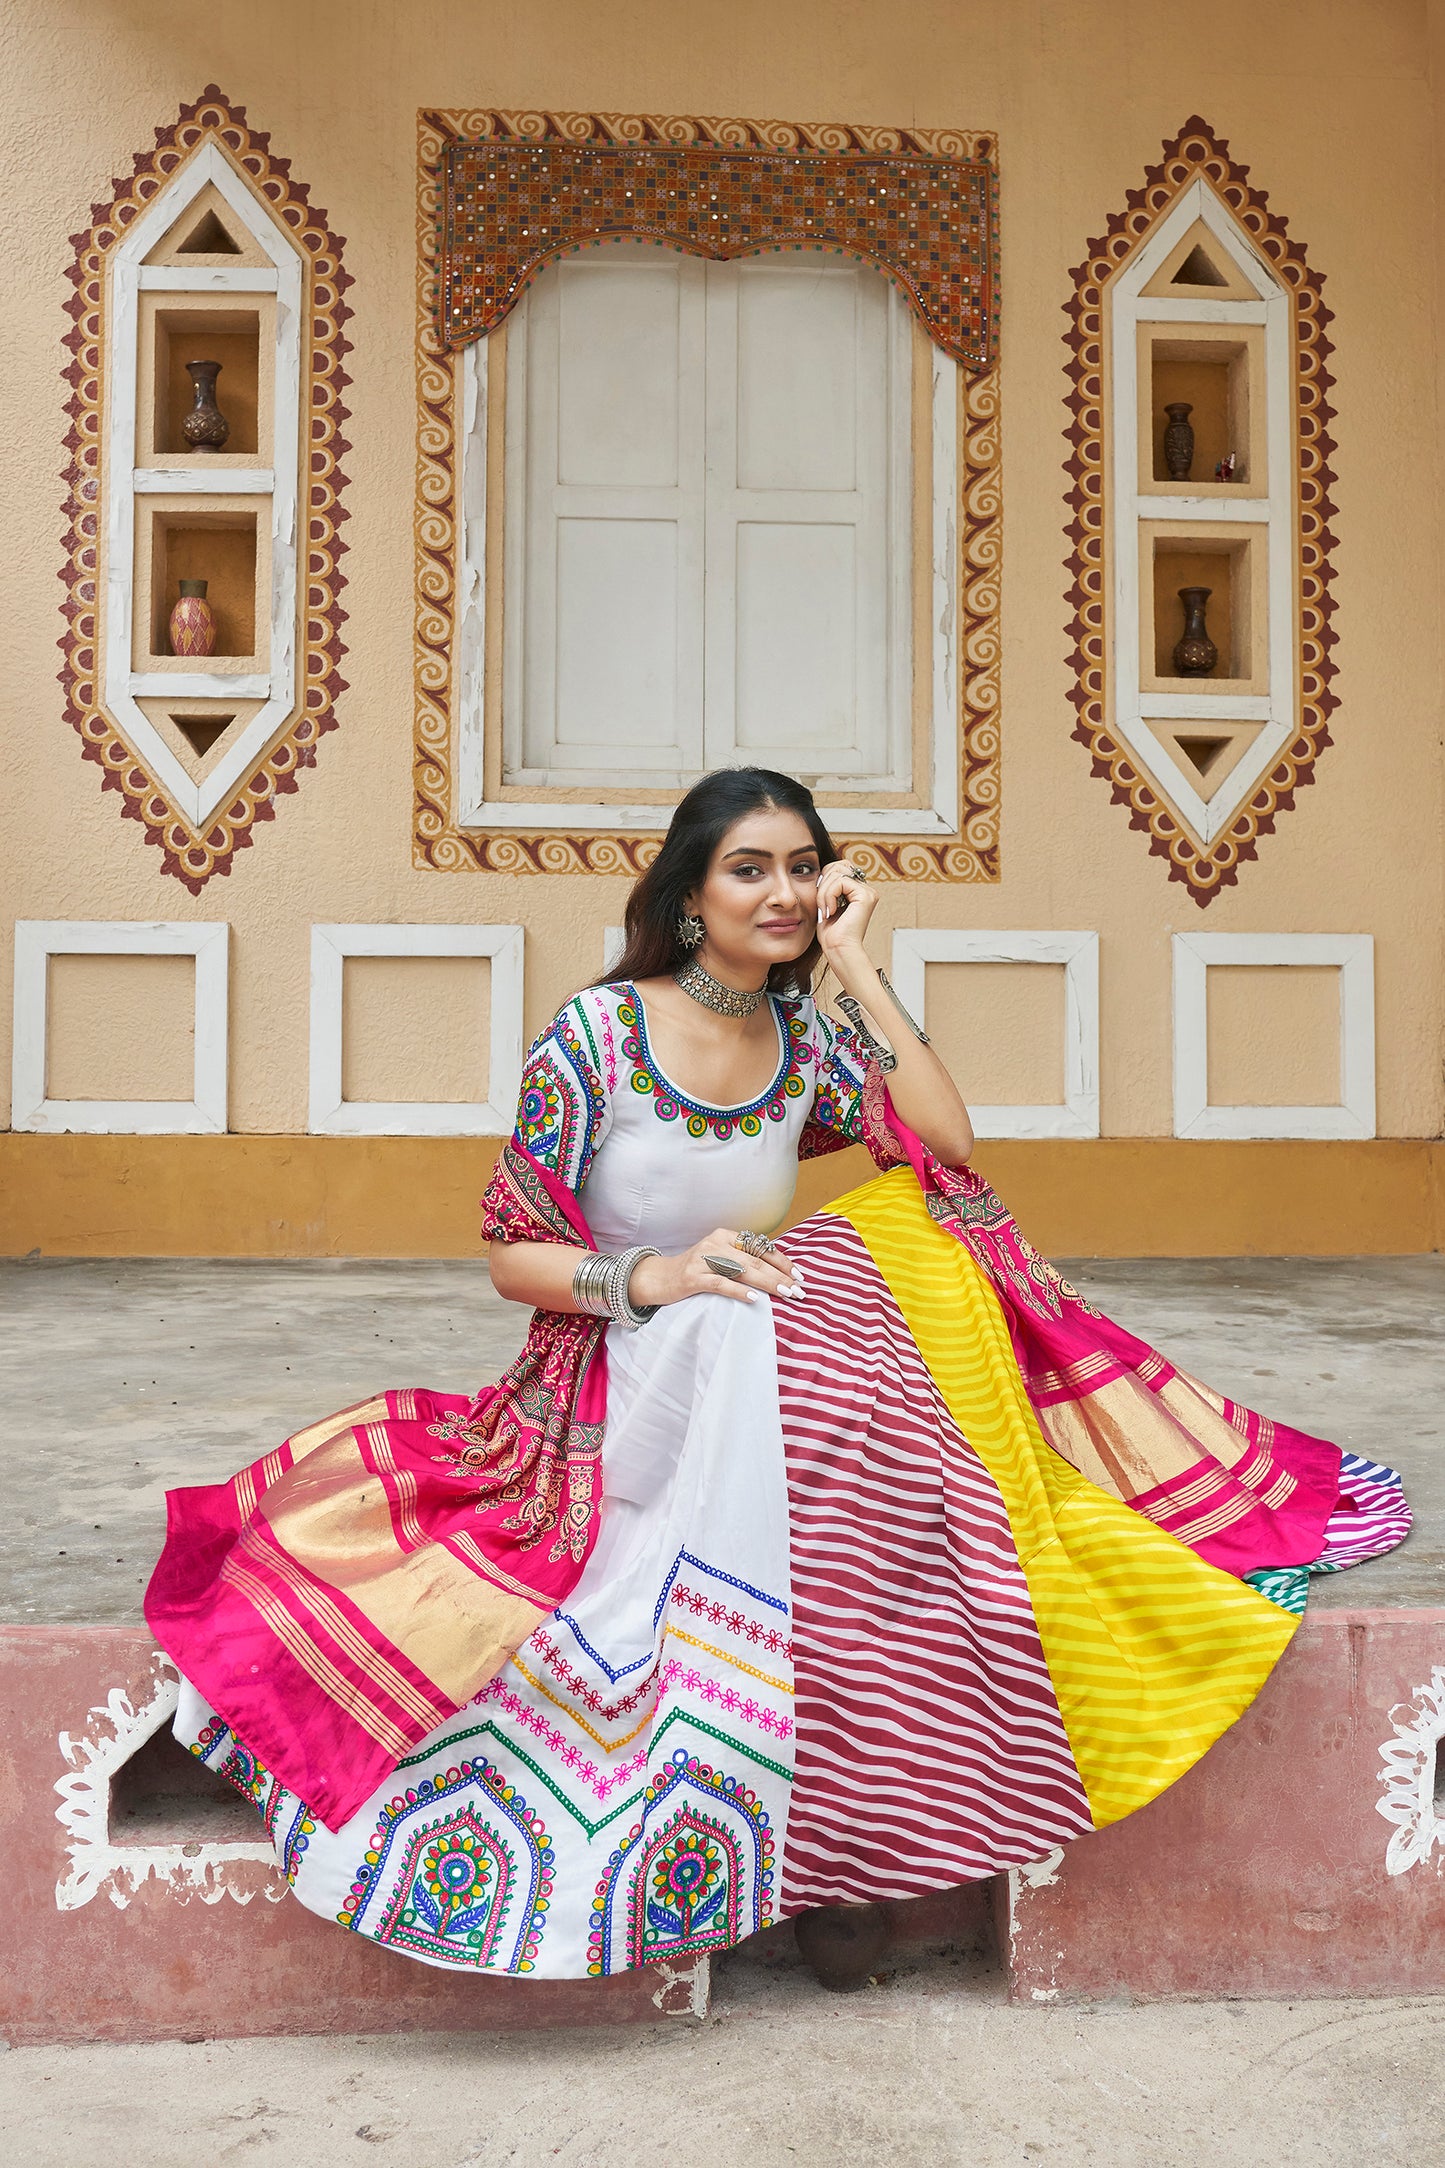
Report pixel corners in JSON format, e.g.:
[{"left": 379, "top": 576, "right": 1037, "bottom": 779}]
[{"left": 435, "top": 113, "right": 999, "bottom": 370}]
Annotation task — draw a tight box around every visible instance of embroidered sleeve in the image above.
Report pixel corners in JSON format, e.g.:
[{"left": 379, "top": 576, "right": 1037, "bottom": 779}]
[
  {"left": 482, "top": 996, "right": 613, "bottom": 1238},
  {"left": 799, "top": 1010, "right": 870, "bottom": 1159}
]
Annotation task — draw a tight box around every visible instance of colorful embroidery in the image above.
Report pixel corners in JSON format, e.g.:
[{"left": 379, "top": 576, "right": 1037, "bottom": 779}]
[
  {"left": 801, "top": 1013, "right": 868, "bottom": 1154},
  {"left": 586, "top": 1747, "right": 775, "bottom": 1974},
  {"left": 617, "top": 989, "right": 808, "bottom": 1139},
  {"left": 509, "top": 998, "right": 611, "bottom": 1190},
  {"left": 341, "top": 1758, "right": 554, "bottom": 1972}
]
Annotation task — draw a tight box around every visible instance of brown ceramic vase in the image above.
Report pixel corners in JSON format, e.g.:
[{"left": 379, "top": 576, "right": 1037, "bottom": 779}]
[
  {"left": 169, "top": 579, "right": 217, "bottom": 658},
  {"left": 1162, "top": 400, "right": 1194, "bottom": 482},
  {"left": 1172, "top": 585, "right": 1218, "bottom": 676},
  {"left": 181, "top": 359, "right": 229, "bottom": 451}
]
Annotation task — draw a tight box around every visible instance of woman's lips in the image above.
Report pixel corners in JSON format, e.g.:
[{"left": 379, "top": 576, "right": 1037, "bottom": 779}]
[{"left": 758, "top": 920, "right": 803, "bottom": 932}]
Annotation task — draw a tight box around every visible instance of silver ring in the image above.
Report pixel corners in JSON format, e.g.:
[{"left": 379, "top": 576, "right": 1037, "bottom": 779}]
[
  {"left": 737, "top": 1230, "right": 776, "bottom": 1259},
  {"left": 843, "top": 862, "right": 868, "bottom": 882},
  {"left": 703, "top": 1253, "right": 746, "bottom": 1282}
]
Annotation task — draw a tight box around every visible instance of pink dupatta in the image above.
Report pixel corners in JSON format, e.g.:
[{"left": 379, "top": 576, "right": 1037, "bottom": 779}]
[{"left": 145, "top": 1144, "right": 609, "bottom": 1829}]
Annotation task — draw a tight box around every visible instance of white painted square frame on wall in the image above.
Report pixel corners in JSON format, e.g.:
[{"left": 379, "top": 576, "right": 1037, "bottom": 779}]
[
  {"left": 11, "top": 919, "right": 229, "bottom": 1135},
  {"left": 308, "top": 923, "right": 525, "bottom": 1136},
  {"left": 1172, "top": 932, "right": 1376, "bottom": 1140},
  {"left": 889, "top": 931, "right": 1101, "bottom": 1139}
]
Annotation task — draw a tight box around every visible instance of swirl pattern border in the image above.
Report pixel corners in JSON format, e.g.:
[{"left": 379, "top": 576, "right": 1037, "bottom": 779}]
[
  {"left": 1063, "top": 115, "right": 1338, "bottom": 907},
  {"left": 413, "top": 108, "right": 1001, "bottom": 885},
  {"left": 58, "top": 85, "right": 352, "bottom": 893}
]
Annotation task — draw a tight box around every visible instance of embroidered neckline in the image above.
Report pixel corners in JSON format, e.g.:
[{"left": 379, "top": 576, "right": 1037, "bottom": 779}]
[{"left": 613, "top": 982, "right": 810, "bottom": 1139}]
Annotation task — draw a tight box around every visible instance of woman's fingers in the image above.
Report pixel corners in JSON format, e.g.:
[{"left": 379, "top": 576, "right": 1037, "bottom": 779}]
[{"left": 694, "top": 1232, "right": 804, "bottom": 1303}]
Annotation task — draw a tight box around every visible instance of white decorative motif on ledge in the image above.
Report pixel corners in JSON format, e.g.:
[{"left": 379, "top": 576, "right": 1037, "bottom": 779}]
[
  {"left": 54, "top": 1652, "right": 281, "bottom": 1911},
  {"left": 1376, "top": 1665, "right": 1445, "bottom": 1877}
]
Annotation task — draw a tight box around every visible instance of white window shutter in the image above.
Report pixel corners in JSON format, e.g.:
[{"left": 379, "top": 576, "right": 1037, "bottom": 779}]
[
  {"left": 504, "top": 248, "right": 706, "bottom": 787},
  {"left": 503, "top": 250, "right": 911, "bottom": 795}
]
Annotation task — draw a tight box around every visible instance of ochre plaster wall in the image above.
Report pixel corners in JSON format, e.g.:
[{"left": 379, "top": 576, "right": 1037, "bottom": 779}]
[{"left": 0, "top": 0, "right": 1442, "bottom": 1250}]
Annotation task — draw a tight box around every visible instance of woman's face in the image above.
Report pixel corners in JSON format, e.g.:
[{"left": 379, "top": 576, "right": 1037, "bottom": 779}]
[{"left": 687, "top": 805, "right": 821, "bottom": 972}]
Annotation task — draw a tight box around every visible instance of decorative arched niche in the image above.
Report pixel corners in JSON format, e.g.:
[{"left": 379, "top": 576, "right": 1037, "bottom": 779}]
[
  {"left": 60, "top": 87, "right": 351, "bottom": 891},
  {"left": 411, "top": 110, "right": 1002, "bottom": 885},
  {"left": 1065, "top": 118, "right": 1337, "bottom": 906}
]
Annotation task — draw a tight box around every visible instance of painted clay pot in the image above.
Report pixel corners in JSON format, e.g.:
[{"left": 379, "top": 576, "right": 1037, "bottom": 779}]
[
  {"left": 1172, "top": 585, "right": 1218, "bottom": 676},
  {"left": 1162, "top": 400, "right": 1194, "bottom": 482},
  {"left": 169, "top": 579, "right": 217, "bottom": 658},
  {"left": 181, "top": 358, "right": 229, "bottom": 451}
]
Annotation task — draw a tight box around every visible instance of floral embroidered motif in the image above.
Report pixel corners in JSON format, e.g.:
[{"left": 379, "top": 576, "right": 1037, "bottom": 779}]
[
  {"left": 341, "top": 1758, "right": 554, "bottom": 1972},
  {"left": 586, "top": 1748, "right": 775, "bottom": 1974},
  {"left": 617, "top": 989, "right": 809, "bottom": 1140}
]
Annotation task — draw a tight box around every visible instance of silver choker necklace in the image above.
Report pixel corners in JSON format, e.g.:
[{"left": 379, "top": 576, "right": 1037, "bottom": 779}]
[{"left": 675, "top": 958, "right": 770, "bottom": 1017}]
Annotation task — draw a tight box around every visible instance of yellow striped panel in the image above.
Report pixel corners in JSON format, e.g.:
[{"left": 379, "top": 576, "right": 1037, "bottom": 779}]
[{"left": 827, "top": 1168, "right": 1297, "bottom": 1829}]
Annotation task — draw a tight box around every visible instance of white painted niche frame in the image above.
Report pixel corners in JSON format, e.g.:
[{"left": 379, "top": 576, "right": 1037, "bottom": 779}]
[
  {"left": 1109, "top": 175, "right": 1296, "bottom": 844},
  {"left": 1172, "top": 932, "right": 1375, "bottom": 1140},
  {"left": 889, "top": 931, "right": 1100, "bottom": 1139},
  {"left": 11, "top": 919, "right": 229, "bottom": 1134},
  {"left": 308, "top": 922, "right": 525, "bottom": 1136},
  {"left": 105, "top": 138, "right": 304, "bottom": 829}
]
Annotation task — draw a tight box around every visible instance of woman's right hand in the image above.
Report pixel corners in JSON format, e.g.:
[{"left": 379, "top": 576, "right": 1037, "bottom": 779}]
[{"left": 629, "top": 1229, "right": 805, "bottom": 1311}]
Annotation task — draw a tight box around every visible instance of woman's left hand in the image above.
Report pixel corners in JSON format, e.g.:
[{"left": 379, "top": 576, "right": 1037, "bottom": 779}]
[{"left": 815, "top": 859, "right": 877, "bottom": 959}]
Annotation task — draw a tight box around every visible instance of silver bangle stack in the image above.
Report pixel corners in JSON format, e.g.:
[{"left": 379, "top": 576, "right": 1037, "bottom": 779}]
[
  {"left": 572, "top": 1245, "right": 661, "bottom": 1329},
  {"left": 836, "top": 969, "right": 931, "bottom": 1076}
]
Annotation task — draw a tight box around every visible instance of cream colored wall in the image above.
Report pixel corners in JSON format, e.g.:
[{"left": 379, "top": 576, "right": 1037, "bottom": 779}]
[{"left": 0, "top": 0, "right": 1441, "bottom": 1141}]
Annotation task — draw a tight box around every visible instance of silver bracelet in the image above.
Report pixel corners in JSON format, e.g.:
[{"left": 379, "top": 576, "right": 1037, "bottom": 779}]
[
  {"left": 571, "top": 1246, "right": 660, "bottom": 1329},
  {"left": 837, "top": 971, "right": 931, "bottom": 1074},
  {"left": 878, "top": 969, "right": 931, "bottom": 1046}
]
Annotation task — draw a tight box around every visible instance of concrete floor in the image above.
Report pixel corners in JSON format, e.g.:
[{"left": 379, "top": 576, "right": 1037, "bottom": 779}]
[
  {"left": 1, "top": 1932, "right": 1441, "bottom": 2167},
  {"left": 0, "top": 1253, "right": 1440, "bottom": 1622}
]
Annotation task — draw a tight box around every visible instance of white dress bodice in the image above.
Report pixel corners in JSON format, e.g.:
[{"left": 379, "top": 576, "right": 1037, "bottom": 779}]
[{"left": 577, "top": 986, "right": 810, "bottom": 1254}]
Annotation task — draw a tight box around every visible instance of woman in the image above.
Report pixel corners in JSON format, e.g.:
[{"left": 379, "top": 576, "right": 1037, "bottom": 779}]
[{"left": 147, "top": 768, "right": 1410, "bottom": 1990}]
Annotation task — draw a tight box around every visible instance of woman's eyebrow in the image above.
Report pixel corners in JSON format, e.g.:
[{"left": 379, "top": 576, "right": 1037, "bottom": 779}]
[{"left": 720, "top": 844, "right": 817, "bottom": 861}]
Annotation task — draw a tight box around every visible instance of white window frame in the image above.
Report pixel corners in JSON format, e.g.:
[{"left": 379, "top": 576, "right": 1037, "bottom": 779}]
[
  {"left": 455, "top": 264, "right": 961, "bottom": 836},
  {"left": 889, "top": 930, "right": 1100, "bottom": 1139},
  {"left": 308, "top": 923, "right": 525, "bottom": 1137},
  {"left": 1110, "top": 177, "right": 1295, "bottom": 843},
  {"left": 11, "top": 920, "right": 229, "bottom": 1134},
  {"left": 104, "top": 139, "right": 303, "bottom": 828},
  {"left": 1172, "top": 932, "right": 1376, "bottom": 1140}
]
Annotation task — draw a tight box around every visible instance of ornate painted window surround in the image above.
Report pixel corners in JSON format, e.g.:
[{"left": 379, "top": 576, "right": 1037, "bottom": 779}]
[
  {"left": 413, "top": 109, "right": 1002, "bottom": 883},
  {"left": 1064, "top": 117, "right": 1338, "bottom": 907},
  {"left": 59, "top": 87, "right": 351, "bottom": 893}
]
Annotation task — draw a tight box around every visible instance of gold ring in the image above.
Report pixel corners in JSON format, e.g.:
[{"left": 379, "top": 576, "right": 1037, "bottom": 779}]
[{"left": 703, "top": 1253, "right": 746, "bottom": 1282}]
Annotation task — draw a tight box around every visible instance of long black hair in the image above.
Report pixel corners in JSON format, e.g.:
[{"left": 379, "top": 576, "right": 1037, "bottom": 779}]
[{"left": 596, "top": 767, "right": 840, "bottom": 994}]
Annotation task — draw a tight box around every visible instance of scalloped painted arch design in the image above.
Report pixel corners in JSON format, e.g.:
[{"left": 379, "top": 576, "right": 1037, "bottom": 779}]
[
  {"left": 59, "top": 86, "right": 352, "bottom": 891},
  {"left": 1063, "top": 116, "right": 1338, "bottom": 906}
]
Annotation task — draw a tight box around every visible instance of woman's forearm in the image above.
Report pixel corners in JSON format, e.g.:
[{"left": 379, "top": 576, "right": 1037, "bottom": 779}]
[
  {"left": 488, "top": 1239, "right": 593, "bottom": 1313},
  {"left": 831, "top": 949, "right": 975, "bottom": 1166}
]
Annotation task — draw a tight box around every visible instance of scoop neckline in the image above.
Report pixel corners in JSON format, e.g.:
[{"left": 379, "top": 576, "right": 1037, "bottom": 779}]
[{"left": 619, "top": 980, "right": 792, "bottom": 1116}]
